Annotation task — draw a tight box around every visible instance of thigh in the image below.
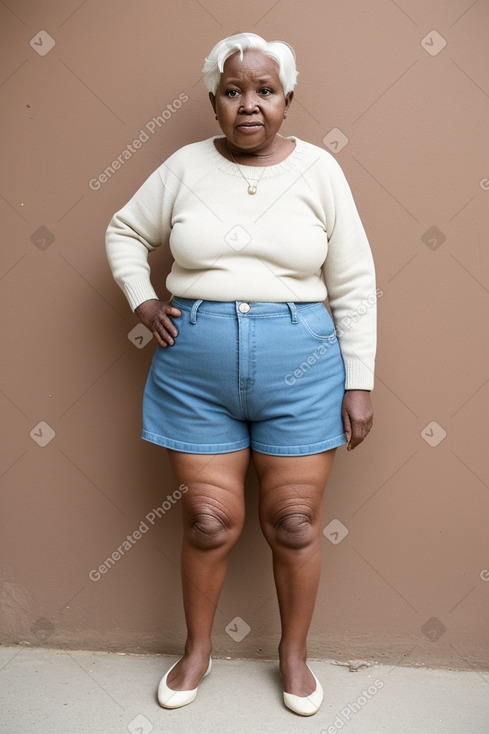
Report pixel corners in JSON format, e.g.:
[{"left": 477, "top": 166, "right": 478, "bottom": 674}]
[
  {"left": 142, "top": 301, "right": 249, "bottom": 454},
  {"left": 249, "top": 304, "right": 346, "bottom": 456},
  {"left": 168, "top": 448, "right": 250, "bottom": 523},
  {"left": 253, "top": 449, "right": 337, "bottom": 523}
]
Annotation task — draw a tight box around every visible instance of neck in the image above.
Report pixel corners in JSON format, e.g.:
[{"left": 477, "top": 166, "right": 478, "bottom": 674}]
[
  {"left": 225, "top": 136, "right": 280, "bottom": 164},
  {"left": 229, "top": 148, "right": 274, "bottom": 161}
]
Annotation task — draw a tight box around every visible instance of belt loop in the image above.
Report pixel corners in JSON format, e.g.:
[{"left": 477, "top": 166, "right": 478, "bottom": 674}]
[
  {"left": 287, "top": 302, "right": 298, "bottom": 323},
  {"left": 189, "top": 299, "right": 203, "bottom": 324}
]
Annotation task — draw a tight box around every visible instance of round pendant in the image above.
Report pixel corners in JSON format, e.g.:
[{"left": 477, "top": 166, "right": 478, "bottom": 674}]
[{"left": 248, "top": 185, "right": 257, "bottom": 195}]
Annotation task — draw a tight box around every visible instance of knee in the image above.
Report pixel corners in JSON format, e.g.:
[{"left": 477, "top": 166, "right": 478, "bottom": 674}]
[
  {"left": 187, "top": 506, "right": 241, "bottom": 551},
  {"left": 267, "top": 509, "right": 317, "bottom": 551}
]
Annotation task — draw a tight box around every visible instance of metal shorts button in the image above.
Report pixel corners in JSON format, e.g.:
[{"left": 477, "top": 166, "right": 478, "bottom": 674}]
[{"left": 238, "top": 302, "right": 251, "bottom": 313}]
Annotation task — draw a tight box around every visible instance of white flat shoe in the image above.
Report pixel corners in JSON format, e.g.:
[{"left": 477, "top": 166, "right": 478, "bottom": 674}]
[
  {"left": 283, "top": 665, "right": 323, "bottom": 716},
  {"left": 157, "top": 656, "right": 212, "bottom": 709}
]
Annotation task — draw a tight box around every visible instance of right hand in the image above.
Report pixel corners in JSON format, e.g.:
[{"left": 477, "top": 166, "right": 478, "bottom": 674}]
[{"left": 135, "top": 299, "right": 182, "bottom": 348}]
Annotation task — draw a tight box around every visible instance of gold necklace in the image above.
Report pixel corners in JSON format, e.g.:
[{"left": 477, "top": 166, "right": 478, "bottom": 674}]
[{"left": 227, "top": 146, "right": 266, "bottom": 195}]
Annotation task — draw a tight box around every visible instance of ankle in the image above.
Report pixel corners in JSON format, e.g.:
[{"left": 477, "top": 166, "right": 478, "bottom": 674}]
[
  {"left": 184, "top": 639, "right": 212, "bottom": 658},
  {"left": 278, "top": 641, "right": 307, "bottom": 665}
]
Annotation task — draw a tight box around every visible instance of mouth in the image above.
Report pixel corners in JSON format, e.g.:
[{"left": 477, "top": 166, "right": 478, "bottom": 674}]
[{"left": 236, "top": 122, "right": 263, "bottom": 131}]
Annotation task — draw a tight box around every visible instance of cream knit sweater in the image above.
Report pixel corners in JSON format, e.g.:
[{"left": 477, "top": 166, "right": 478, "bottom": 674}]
[{"left": 106, "top": 136, "right": 377, "bottom": 389}]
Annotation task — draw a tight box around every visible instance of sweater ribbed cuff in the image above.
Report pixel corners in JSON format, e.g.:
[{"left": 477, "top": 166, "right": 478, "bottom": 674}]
[
  {"left": 122, "top": 275, "right": 159, "bottom": 312},
  {"left": 344, "top": 360, "right": 375, "bottom": 391}
]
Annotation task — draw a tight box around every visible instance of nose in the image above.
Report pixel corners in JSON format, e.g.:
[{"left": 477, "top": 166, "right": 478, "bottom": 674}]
[{"left": 240, "top": 91, "right": 259, "bottom": 113}]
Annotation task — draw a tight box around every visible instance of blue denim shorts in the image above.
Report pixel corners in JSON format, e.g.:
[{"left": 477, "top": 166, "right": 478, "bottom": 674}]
[{"left": 141, "top": 299, "right": 346, "bottom": 455}]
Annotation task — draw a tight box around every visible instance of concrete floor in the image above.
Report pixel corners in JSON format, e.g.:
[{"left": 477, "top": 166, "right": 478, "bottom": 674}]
[{"left": 1, "top": 646, "right": 488, "bottom": 733}]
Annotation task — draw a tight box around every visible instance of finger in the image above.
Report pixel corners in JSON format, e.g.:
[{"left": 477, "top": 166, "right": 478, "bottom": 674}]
[
  {"left": 167, "top": 306, "right": 182, "bottom": 318},
  {"left": 153, "top": 330, "right": 168, "bottom": 348},
  {"left": 152, "top": 312, "right": 180, "bottom": 343},
  {"left": 348, "top": 420, "right": 371, "bottom": 450},
  {"left": 342, "top": 410, "right": 352, "bottom": 450},
  {"left": 349, "top": 434, "right": 362, "bottom": 450},
  {"left": 159, "top": 317, "right": 179, "bottom": 342},
  {"left": 157, "top": 304, "right": 181, "bottom": 318},
  {"left": 155, "top": 325, "right": 176, "bottom": 346},
  {"left": 161, "top": 305, "right": 181, "bottom": 324},
  {"left": 152, "top": 318, "right": 176, "bottom": 347}
]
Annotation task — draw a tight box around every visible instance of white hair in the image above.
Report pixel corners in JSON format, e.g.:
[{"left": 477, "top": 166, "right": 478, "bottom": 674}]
[{"left": 202, "top": 32, "right": 298, "bottom": 96}]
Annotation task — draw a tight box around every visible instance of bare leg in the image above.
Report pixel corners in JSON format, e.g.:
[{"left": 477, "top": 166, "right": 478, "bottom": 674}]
[
  {"left": 165, "top": 448, "right": 249, "bottom": 690},
  {"left": 253, "top": 449, "right": 337, "bottom": 696}
]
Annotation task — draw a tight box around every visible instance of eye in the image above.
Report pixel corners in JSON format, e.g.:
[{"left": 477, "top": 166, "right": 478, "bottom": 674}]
[
  {"left": 225, "top": 89, "right": 240, "bottom": 97},
  {"left": 259, "top": 88, "right": 272, "bottom": 95}
]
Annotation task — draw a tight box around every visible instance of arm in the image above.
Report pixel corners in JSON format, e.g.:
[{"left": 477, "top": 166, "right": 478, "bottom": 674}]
[
  {"left": 105, "top": 168, "right": 172, "bottom": 311},
  {"left": 320, "top": 158, "right": 377, "bottom": 449},
  {"left": 105, "top": 168, "right": 182, "bottom": 345}
]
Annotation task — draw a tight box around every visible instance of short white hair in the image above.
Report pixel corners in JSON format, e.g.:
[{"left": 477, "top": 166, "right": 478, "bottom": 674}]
[{"left": 202, "top": 32, "right": 298, "bottom": 96}]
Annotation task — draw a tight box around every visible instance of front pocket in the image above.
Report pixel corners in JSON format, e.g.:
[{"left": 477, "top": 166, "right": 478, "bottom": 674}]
[{"left": 297, "top": 305, "right": 337, "bottom": 342}]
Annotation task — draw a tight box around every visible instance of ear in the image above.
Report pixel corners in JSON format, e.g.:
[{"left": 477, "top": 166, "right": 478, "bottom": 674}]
[
  {"left": 209, "top": 92, "right": 217, "bottom": 115},
  {"left": 284, "top": 91, "right": 294, "bottom": 114}
]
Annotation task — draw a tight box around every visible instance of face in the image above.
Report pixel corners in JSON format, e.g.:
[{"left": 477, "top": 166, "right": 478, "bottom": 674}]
[{"left": 210, "top": 49, "right": 293, "bottom": 156}]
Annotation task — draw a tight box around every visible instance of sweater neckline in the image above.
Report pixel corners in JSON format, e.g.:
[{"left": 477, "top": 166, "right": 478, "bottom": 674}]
[{"left": 209, "top": 136, "right": 304, "bottom": 179}]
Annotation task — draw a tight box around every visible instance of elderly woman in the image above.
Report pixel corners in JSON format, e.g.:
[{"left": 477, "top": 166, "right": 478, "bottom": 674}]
[{"left": 105, "top": 32, "right": 376, "bottom": 716}]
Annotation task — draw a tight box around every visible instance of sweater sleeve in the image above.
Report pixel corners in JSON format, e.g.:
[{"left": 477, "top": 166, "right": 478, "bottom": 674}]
[
  {"left": 105, "top": 168, "right": 173, "bottom": 311},
  {"left": 321, "top": 159, "right": 377, "bottom": 390}
]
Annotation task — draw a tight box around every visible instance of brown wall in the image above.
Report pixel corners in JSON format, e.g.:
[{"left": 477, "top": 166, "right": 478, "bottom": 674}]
[{"left": 1, "top": 0, "right": 488, "bottom": 671}]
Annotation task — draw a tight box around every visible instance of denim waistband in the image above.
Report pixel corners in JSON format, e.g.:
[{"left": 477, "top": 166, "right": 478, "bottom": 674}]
[{"left": 171, "top": 298, "right": 323, "bottom": 324}]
